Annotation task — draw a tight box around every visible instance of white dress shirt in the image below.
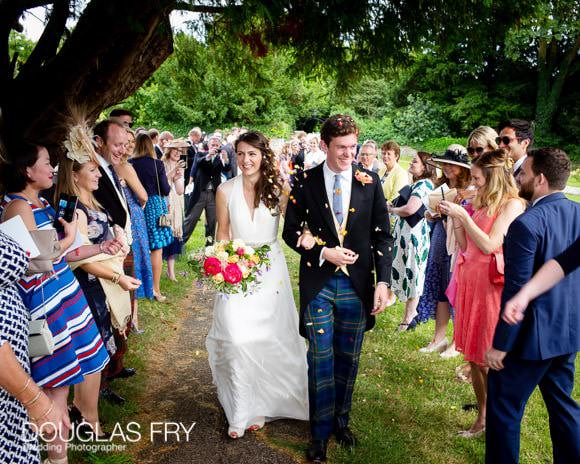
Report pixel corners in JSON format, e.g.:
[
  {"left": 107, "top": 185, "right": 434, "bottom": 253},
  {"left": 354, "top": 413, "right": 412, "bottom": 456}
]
[
  {"left": 513, "top": 154, "right": 527, "bottom": 175},
  {"left": 319, "top": 162, "right": 352, "bottom": 266},
  {"left": 323, "top": 161, "right": 352, "bottom": 222}
]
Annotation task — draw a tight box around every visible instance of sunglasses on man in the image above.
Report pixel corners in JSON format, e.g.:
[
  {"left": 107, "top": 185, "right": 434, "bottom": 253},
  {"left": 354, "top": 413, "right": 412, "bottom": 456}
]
[{"left": 495, "top": 136, "right": 523, "bottom": 146}]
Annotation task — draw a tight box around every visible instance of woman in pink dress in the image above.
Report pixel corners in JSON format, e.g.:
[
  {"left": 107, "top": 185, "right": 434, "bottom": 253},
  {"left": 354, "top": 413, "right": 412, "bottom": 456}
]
[{"left": 439, "top": 149, "right": 525, "bottom": 438}]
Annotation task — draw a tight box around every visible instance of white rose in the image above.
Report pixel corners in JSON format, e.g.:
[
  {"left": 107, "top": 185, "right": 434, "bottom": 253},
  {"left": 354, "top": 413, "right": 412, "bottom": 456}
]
[
  {"left": 244, "top": 246, "right": 255, "bottom": 256},
  {"left": 204, "top": 246, "right": 215, "bottom": 256},
  {"left": 217, "top": 251, "right": 229, "bottom": 262},
  {"left": 232, "top": 239, "right": 245, "bottom": 250}
]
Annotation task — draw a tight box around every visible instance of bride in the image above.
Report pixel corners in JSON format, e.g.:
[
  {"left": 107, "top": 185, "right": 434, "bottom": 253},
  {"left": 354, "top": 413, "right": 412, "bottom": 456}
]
[{"left": 206, "top": 131, "right": 309, "bottom": 439}]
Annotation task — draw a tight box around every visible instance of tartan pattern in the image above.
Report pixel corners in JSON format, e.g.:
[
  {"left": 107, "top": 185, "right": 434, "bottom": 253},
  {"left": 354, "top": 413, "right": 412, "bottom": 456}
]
[{"left": 304, "top": 271, "right": 366, "bottom": 440}]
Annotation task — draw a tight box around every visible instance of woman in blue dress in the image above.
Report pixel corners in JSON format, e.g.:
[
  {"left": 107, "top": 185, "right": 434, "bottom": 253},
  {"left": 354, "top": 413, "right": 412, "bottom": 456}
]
[
  {"left": 115, "top": 128, "right": 154, "bottom": 330},
  {"left": 130, "top": 133, "right": 172, "bottom": 302},
  {"left": 1, "top": 141, "right": 110, "bottom": 463}
]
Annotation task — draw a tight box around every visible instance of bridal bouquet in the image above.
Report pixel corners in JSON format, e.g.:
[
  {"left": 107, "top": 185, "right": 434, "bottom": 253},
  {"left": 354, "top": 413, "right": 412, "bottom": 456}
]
[{"left": 188, "top": 239, "right": 271, "bottom": 294}]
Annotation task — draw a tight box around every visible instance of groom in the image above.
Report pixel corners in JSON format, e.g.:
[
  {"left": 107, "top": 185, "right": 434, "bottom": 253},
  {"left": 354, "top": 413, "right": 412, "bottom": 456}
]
[{"left": 283, "top": 114, "right": 393, "bottom": 462}]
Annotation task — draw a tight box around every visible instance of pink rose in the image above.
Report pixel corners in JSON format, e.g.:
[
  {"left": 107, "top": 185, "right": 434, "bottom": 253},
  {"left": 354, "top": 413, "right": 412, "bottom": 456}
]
[
  {"left": 223, "top": 263, "right": 243, "bottom": 284},
  {"left": 203, "top": 257, "right": 222, "bottom": 276},
  {"left": 236, "top": 247, "right": 245, "bottom": 256}
]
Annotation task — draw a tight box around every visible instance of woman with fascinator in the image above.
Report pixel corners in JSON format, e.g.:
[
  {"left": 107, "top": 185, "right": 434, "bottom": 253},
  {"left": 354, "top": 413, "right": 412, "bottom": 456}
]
[
  {"left": 55, "top": 121, "right": 142, "bottom": 441},
  {"left": 206, "top": 131, "right": 309, "bottom": 439},
  {"left": 0, "top": 126, "right": 117, "bottom": 463},
  {"left": 438, "top": 149, "right": 525, "bottom": 438}
]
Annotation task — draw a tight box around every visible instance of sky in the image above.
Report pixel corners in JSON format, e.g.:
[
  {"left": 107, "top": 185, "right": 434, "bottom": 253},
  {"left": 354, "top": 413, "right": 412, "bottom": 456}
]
[{"left": 21, "top": 6, "right": 200, "bottom": 41}]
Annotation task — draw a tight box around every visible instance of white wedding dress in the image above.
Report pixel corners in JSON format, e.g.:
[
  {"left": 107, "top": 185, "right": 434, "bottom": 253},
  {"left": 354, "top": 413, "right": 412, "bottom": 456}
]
[{"left": 206, "top": 175, "right": 309, "bottom": 431}]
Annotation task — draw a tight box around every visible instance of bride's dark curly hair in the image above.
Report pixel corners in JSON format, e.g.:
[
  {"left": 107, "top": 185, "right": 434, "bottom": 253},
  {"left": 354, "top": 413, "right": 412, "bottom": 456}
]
[{"left": 235, "top": 131, "right": 282, "bottom": 211}]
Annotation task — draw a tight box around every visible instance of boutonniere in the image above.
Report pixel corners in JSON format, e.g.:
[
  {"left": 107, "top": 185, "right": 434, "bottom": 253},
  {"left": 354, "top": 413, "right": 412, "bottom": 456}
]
[
  {"left": 354, "top": 170, "right": 373, "bottom": 185},
  {"left": 119, "top": 178, "right": 127, "bottom": 188}
]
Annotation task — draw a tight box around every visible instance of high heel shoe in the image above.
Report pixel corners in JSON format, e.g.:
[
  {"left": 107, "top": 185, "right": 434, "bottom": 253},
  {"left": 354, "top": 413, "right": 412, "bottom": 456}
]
[
  {"left": 69, "top": 404, "right": 111, "bottom": 440},
  {"left": 153, "top": 293, "right": 167, "bottom": 303},
  {"left": 419, "top": 338, "right": 448, "bottom": 353}
]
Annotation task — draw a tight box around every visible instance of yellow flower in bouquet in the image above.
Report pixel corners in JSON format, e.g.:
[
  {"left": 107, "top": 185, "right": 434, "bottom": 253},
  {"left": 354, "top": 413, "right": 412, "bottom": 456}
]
[
  {"left": 227, "top": 255, "right": 240, "bottom": 264},
  {"left": 250, "top": 254, "right": 261, "bottom": 264},
  {"left": 212, "top": 273, "right": 224, "bottom": 283}
]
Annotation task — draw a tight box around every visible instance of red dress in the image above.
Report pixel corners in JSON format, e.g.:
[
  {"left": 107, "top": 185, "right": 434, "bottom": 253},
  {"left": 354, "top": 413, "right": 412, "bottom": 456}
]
[{"left": 453, "top": 207, "right": 503, "bottom": 366}]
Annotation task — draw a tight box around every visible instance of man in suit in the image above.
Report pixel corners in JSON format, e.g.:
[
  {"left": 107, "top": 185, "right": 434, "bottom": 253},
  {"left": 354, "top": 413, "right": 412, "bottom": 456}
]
[
  {"left": 497, "top": 119, "right": 533, "bottom": 179},
  {"left": 185, "top": 127, "right": 203, "bottom": 188},
  {"left": 149, "top": 128, "right": 163, "bottom": 159},
  {"left": 485, "top": 147, "right": 580, "bottom": 464},
  {"left": 93, "top": 118, "right": 136, "bottom": 404},
  {"left": 182, "top": 134, "right": 230, "bottom": 245},
  {"left": 283, "top": 114, "right": 393, "bottom": 462}
]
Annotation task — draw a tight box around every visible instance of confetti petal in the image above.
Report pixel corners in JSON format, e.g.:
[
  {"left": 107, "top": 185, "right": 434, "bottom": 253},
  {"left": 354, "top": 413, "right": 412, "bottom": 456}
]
[{"left": 317, "top": 328, "right": 325, "bottom": 334}]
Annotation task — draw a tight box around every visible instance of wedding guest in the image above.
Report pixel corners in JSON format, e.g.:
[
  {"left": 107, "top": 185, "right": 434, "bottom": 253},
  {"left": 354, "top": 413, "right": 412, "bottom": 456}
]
[
  {"left": 149, "top": 128, "right": 163, "bottom": 159},
  {"left": 182, "top": 135, "right": 230, "bottom": 245},
  {"left": 115, "top": 128, "right": 154, "bottom": 331},
  {"left": 388, "top": 152, "right": 436, "bottom": 331},
  {"left": 357, "top": 139, "right": 381, "bottom": 173},
  {"left": 162, "top": 139, "right": 187, "bottom": 281},
  {"left": 485, "top": 148, "right": 579, "bottom": 463},
  {"left": 416, "top": 148, "right": 471, "bottom": 356},
  {"left": 304, "top": 134, "right": 326, "bottom": 170},
  {"left": 131, "top": 133, "right": 172, "bottom": 301},
  {"left": 467, "top": 126, "right": 498, "bottom": 160},
  {"left": 439, "top": 149, "right": 525, "bottom": 437},
  {"left": 55, "top": 126, "right": 140, "bottom": 437},
  {"left": 109, "top": 108, "right": 134, "bottom": 128},
  {"left": 0, "top": 232, "right": 71, "bottom": 463},
  {"left": 378, "top": 140, "right": 410, "bottom": 202},
  {"left": 0, "top": 141, "right": 110, "bottom": 462},
  {"left": 497, "top": 119, "right": 533, "bottom": 178}
]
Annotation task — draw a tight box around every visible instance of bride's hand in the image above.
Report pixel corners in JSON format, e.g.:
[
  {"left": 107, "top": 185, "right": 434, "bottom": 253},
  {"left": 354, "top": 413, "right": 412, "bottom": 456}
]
[{"left": 297, "top": 232, "right": 316, "bottom": 250}]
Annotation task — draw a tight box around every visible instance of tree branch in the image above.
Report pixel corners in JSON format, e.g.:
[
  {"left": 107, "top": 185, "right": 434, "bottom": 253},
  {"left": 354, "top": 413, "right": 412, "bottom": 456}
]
[
  {"left": 18, "top": 0, "right": 69, "bottom": 77},
  {"left": 173, "top": 2, "right": 225, "bottom": 14}
]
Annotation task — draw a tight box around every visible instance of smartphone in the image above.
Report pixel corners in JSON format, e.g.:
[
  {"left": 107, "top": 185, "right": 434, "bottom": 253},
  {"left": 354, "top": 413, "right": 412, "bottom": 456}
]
[{"left": 53, "top": 194, "right": 78, "bottom": 232}]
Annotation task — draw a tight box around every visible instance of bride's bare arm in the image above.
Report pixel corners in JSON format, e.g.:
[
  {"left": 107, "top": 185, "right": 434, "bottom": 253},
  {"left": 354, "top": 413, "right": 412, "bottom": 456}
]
[{"left": 215, "top": 185, "right": 231, "bottom": 241}]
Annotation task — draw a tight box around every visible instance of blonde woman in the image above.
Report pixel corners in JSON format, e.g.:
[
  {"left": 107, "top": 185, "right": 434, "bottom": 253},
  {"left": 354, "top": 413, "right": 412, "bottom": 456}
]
[
  {"left": 466, "top": 126, "right": 498, "bottom": 160},
  {"left": 378, "top": 140, "right": 410, "bottom": 202},
  {"left": 162, "top": 139, "right": 187, "bottom": 281},
  {"left": 439, "top": 149, "right": 525, "bottom": 437}
]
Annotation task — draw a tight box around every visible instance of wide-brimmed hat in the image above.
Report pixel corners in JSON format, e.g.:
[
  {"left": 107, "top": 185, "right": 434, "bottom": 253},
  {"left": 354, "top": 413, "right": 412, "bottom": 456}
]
[
  {"left": 427, "top": 149, "right": 471, "bottom": 170},
  {"left": 165, "top": 138, "right": 190, "bottom": 149}
]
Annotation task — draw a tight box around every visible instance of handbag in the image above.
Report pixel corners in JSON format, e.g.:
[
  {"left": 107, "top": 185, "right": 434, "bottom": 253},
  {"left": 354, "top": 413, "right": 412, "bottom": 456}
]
[
  {"left": 28, "top": 285, "right": 55, "bottom": 357},
  {"left": 153, "top": 160, "right": 172, "bottom": 229},
  {"left": 391, "top": 184, "right": 426, "bottom": 228},
  {"left": 489, "top": 251, "right": 505, "bottom": 285},
  {"left": 26, "top": 229, "right": 61, "bottom": 275}
]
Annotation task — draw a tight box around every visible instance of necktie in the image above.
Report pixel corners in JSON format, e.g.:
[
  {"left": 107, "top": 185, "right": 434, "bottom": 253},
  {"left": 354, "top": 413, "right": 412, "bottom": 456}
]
[
  {"left": 333, "top": 174, "right": 343, "bottom": 225},
  {"left": 109, "top": 165, "right": 123, "bottom": 192}
]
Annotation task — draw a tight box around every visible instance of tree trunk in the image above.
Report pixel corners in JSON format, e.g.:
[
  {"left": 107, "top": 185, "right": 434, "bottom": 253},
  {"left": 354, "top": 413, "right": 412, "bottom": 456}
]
[
  {"left": 1, "top": 0, "right": 175, "bottom": 154},
  {"left": 534, "top": 36, "right": 580, "bottom": 137}
]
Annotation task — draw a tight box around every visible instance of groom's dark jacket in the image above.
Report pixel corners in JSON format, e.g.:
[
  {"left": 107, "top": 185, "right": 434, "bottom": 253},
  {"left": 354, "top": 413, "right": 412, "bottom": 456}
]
[{"left": 283, "top": 163, "right": 393, "bottom": 337}]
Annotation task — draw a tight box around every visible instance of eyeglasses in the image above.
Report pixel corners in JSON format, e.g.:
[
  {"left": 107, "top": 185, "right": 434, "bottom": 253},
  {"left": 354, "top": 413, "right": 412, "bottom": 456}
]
[
  {"left": 467, "top": 146, "right": 485, "bottom": 156},
  {"left": 123, "top": 121, "right": 134, "bottom": 128},
  {"left": 495, "top": 136, "right": 522, "bottom": 146}
]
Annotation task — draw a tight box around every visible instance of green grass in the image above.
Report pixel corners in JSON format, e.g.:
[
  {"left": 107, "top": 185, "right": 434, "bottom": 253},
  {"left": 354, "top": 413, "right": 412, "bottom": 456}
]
[
  {"left": 75, "top": 211, "right": 578, "bottom": 463},
  {"left": 283, "top": 242, "right": 579, "bottom": 463}
]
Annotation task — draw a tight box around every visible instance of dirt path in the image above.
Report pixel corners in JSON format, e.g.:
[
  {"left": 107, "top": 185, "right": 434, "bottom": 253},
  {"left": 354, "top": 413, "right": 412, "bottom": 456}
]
[{"left": 131, "top": 286, "right": 310, "bottom": 464}]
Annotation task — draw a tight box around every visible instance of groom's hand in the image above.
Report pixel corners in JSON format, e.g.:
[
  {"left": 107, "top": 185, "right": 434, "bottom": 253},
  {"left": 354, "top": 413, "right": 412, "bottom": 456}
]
[
  {"left": 371, "top": 284, "right": 390, "bottom": 315},
  {"left": 322, "top": 246, "right": 359, "bottom": 267}
]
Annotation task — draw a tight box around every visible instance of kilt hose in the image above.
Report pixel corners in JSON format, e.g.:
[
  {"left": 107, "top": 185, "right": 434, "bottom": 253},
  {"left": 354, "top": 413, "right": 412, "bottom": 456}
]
[{"left": 304, "top": 271, "right": 367, "bottom": 440}]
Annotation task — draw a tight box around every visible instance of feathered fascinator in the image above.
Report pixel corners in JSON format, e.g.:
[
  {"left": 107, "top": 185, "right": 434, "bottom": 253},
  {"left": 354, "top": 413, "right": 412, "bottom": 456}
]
[{"left": 63, "top": 118, "right": 97, "bottom": 164}]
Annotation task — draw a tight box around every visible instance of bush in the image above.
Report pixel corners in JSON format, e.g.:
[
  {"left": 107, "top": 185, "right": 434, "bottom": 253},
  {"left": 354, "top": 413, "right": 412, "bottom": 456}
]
[
  {"left": 419, "top": 137, "right": 467, "bottom": 154},
  {"left": 391, "top": 95, "right": 451, "bottom": 145}
]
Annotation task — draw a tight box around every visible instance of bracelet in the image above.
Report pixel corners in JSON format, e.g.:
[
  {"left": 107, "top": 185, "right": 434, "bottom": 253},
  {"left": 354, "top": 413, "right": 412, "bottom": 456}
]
[
  {"left": 14, "top": 378, "right": 32, "bottom": 398},
  {"left": 23, "top": 389, "right": 42, "bottom": 407},
  {"left": 111, "top": 272, "right": 121, "bottom": 284},
  {"left": 99, "top": 242, "right": 105, "bottom": 253},
  {"left": 454, "top": 225, "right": 464, "bottom": 229},
  {"left": 376, "top": 281, "right": 390, "bottom": 289},
  {"left": 31, "top": 401, "right": 54, "bottom": 422}
]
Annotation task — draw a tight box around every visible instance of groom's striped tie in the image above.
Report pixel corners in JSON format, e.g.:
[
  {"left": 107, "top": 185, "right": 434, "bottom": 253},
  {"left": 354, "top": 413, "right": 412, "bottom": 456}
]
[{"left": 333, "top": 174, "right": 343, "bottom": 225}]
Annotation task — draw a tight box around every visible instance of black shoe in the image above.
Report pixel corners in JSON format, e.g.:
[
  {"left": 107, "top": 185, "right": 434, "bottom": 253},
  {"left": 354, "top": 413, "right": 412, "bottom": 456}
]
[
  {"left": 100, "top": 387, "right": 126, "bottom": 405},
  {"left": 107, "top": 367, "right": 136, "bottom": 381},
  {"left": 306, "top": 439, "right": 328, "bottom": 462},
  {"left": 335, "top": 426, "right": 357, "bottom": 448},
  {"left": 68, "top": 404, "right": 83, "bottom": 425}
]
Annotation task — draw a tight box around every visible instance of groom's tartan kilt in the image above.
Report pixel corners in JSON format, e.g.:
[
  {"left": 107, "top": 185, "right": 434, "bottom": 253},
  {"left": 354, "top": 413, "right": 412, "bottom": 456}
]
[{"left": 304, "top": 271, "right": 367, "bottom": 440}]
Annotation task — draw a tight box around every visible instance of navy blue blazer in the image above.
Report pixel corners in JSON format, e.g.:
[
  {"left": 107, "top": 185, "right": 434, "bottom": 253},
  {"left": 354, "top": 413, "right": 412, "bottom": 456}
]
[{"left": 493, "top": 192, "right": 580, "bottom": 360}]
